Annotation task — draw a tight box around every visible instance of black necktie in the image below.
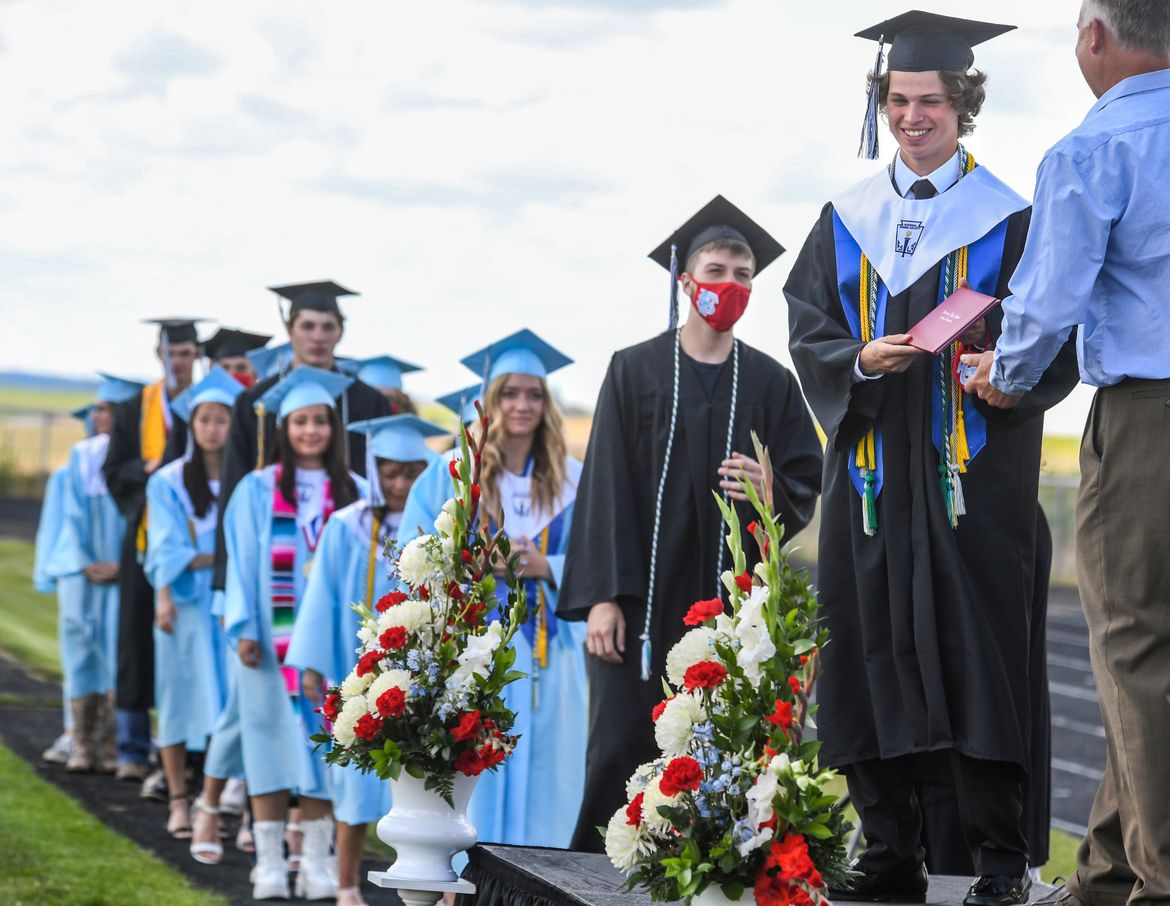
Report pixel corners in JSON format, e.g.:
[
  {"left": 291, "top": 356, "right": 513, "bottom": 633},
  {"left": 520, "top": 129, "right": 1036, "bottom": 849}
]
[{"left": 910, "top": 178, "right": 937, "bottom": 199}]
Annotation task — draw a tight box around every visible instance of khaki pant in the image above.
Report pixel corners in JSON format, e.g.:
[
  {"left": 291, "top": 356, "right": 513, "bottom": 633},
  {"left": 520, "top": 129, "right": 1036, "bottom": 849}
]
[{"left": 1071, "top": 378, "right": 1170, "bottom": 906}]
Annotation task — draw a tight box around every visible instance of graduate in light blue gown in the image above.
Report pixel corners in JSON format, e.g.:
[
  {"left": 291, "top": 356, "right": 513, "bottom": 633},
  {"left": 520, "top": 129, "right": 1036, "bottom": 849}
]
[
  {"left": 49, "top": 376, "right": 141, "bottom": 773},
  {"left": 146, "top": 368, "right": 241, "bottom": 841},
  {"left": 287, "top": 413, "right": 443, "bottom": 904},
  {"left": 399, "top": 329, "right": 588, "bottom": 848},
  {"left": 344, "top": 353, "right": 422, "bottom": 417},
  {"left": 222, "top": 366, "right": 364, "bottom": 901}
]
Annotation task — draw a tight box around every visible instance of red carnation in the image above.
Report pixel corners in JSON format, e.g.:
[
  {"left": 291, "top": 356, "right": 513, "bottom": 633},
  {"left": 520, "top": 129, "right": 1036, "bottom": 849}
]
[
  {"left": 734, "top": 572, "right": 753, "bottom": 594},
  {"left": 478, "top": 741, "right": 506, "bottom": 769},
  {"left": 454, "top": 747, "right": 486, "bottom": 776},
  {"left": 765, "top": 699, "right": 793, "bottom": 731},
  {"left": 418, "top": 586, "right": 430, "bottom": 601},
  {"left": 684, "top": 598, "right": 725, "bottom": 626},
  {"left": 356, "top": 650, "right": 383, "bottom": 677},
  {"left": 788, "top": 675, "right": 802, "bottom": 697},
  {"left": 375, "top": 590, "right": 408, "bottom": 613},
  {"left": 375, "top": 687, "right": 407, "bottom": 718},
  {"left": 626, "top": 791, "right": 644, "bottom": 826},
  {"left": 770, "top": 833, "right": 823, "bottom": 887},
  {"left": 446, "top": 581, "right": 465, "bottom": 602},
  {"left": 659, "top": 756, "right": 703, "bottom": 796},
  {"left": 463, "top": 600, "right": 486, "bottom": 625},
  {"left": 449, "top": 459, "right": 461, "bottom": 479},
  {"left": 379, "top": 626, "right": 408, "bottom": 650},
  {"left": 683, "top": 660, "right": 728, "bottom": 691},
  {"left": 651, "top": 698, "right": 672, "bottom": 722},
  {"left": 451, "top": 710, "right": 482, "bottom": 742},
  {"left": 321, "top": 693, "right": 341, "bottom": 723},
  {"left": 354, "top": 713, "right": 384, "bottom": 742}
]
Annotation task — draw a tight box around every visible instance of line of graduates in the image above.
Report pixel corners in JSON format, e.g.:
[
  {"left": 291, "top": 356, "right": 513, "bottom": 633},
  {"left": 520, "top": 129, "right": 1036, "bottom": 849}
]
[{"left": 27, "top": 9, "right": 1108, "bottom": 906}]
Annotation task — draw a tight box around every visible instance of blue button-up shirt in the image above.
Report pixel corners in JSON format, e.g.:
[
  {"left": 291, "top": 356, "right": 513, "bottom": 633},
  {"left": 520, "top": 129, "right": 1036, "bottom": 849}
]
[{"left": 992, "top": 68, "right": 1170, "bottom": 395}]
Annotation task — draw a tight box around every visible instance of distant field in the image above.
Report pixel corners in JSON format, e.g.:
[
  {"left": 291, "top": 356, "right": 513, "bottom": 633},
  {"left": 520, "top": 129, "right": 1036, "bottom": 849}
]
[
  {"left": 0, "top": 384, "right": 90, "bottom": 492},
  {"left": 0, "top": 385, "right": 95, "bottom": 412},
  {"left": 1041, "top": 433, "right": 1081, "bottom": 477}
]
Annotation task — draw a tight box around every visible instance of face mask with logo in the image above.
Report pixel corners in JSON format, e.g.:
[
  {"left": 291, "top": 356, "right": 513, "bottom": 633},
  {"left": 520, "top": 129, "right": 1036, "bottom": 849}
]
[{"left": 687, "top": 279, "right": 751, "bottom": 332}]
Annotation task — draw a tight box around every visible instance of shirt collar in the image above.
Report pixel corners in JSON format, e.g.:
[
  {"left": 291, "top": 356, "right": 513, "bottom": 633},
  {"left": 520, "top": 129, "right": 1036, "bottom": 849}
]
[
  {"left": 893, "top": 148, "right": 962, "bottom": 197},
  {"left": 1089, "top": 66, "right": 1170, "bottom": 116}
]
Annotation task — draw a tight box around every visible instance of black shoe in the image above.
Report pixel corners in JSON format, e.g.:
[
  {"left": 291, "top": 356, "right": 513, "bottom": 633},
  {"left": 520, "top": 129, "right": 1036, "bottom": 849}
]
[
  {"left": 829, "top": 862, "right": 928, "bottom": 903},
  {"left": 964, "top": 871, "right": 1032, "bottom": 906}
]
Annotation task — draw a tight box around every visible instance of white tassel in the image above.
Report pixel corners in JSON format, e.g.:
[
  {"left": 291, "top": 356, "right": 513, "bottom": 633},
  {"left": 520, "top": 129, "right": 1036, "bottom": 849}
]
[{"left": 858, "top": 38, "right": 885, "bottom": 161}]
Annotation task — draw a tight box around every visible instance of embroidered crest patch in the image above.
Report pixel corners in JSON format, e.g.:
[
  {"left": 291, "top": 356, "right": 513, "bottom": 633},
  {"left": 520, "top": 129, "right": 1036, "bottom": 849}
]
[
  {"left": 696, "top": 288, "right": 718, "bottom": 316},
  {"left": 895, "top": 219, "right": 924, "bottom": 258}
]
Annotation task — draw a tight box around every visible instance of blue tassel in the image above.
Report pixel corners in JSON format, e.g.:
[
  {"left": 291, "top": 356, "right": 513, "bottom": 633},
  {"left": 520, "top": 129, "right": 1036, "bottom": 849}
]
[
  {"left": 640, "top": 636, "right": 652, "bottom": 682},
  {"left": 666, "top": 242, "right": 679, "bottom": 331},
  {"left": 858, "top": 38, "right": 885, "bottom": 161}
]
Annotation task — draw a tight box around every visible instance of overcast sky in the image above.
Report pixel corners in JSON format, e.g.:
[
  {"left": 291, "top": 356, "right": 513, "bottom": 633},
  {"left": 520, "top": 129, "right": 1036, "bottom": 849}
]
[{"left": 0, "top": 0, "right": 1097, "bottom": 433}]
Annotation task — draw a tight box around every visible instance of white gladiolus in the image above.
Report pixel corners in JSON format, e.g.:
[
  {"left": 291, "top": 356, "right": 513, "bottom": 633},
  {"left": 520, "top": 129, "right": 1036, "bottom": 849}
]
[
  {"left": 340, "top": 670, "right": 375, "bottom": 700},
  {"left": 665, "top": 627, "right": 717, "bottom": 687},
  {"left": 446, "top": 621, "right": 503, "bottom": 691},
  {"left": 654, "top": 693, "right": 706, "bottom": 757},
  {"left": 739, "top": 768, "right": 779, "bottom": 856},
  {"left": 332, "top": 694, "right": 369, "bottom": 746},
  {"left": 368, "top": 669, "right": 411, "bottom": 704},
  {"left": 434, "top": 509, "right": 456, "bottom": 537},
  {"left": 735, "top": 585, "right": 776, "bottom": 685},
  {"left": 604, "top": 806, "right": 655, "bottom": 873}
]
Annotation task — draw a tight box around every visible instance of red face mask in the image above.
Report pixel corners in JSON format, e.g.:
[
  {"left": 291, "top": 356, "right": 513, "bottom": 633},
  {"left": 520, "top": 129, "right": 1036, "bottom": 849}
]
[
  {"left": 687, "top": 279, "right": 751, "bottom": 332},
  {"left": 233, "top": 372, "right": 256, "bottom": 389}
]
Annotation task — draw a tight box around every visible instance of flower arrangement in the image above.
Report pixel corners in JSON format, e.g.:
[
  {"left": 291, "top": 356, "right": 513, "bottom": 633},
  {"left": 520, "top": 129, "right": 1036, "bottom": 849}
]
[
  {"left": 315, "top": 413, "right": 528, "bottom": 804},
  {"left": 605, "top": 434, "right": 852, "bottom": 904}
]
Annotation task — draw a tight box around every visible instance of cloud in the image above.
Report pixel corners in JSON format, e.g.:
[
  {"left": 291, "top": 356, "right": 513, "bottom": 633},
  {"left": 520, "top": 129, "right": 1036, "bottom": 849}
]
[
  {"left": 380, "top": 85, "right": 544, "bottom": 114},
  {"left": 256, "top": 13, "right": 321, "bottom": 75},
  {"left": 498, "top": 0, "right": 726, "bottom": 10},
  {"left": 113, "top": 28, "right": 222, "bottom": 95},
  {"left": 0, "top": 246, "right": 103, "bottom": 287}
]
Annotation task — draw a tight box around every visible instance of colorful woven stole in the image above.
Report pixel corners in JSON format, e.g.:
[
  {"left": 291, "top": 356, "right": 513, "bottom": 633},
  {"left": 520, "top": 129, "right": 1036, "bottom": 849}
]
[
  {"left": 270, "top": 465, "right": 334, "bottom": 696},
  {"left": 853, "top": 147, "right": 978, "bottom": 534},
  {"left": 136, "top": 380, "right": 170, "bottom": 554}
]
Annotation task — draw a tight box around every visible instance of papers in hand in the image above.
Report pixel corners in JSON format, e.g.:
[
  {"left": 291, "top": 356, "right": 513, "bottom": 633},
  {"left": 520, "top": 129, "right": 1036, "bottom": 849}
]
[{"left": 906, "top": 287, "right": 1000, "bottom": 354}]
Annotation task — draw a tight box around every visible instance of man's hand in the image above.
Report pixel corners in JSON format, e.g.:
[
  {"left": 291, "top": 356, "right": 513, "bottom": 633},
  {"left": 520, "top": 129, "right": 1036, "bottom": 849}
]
[
  {"left": 143, "top": 458, "right": 162, "bottom": 476},
  {"left": 238, "top": 639, "right": 262, "bottom": 669},
  {"left": 718, "top": 453, "right": 767, "bottom": 503},
  {"left": 155, "top": 587, "right": 177, "bottom": 635},
  {"left": 302, "top": 669, "right": 325, "bottom": 704},
  {"left": 512, "top": 536, "right": 552, "bottom": 581},
  {"left": 189, "top": 553, "right": 215, "bottom": 571},
  {"left": 858, "top": 334, "right": 925, "bottom": 376},
  {"left": 958, "top": 316, "right": 989, "bottom": 348},
  {"left": 84, "top": 562, "right": 119, "bottom": 584},
  {"left": 960, "top": 351, "right": 1023, "bottom": 409},
  {"left": 586, "top": 601, "right": 625, "bottom": 665}
]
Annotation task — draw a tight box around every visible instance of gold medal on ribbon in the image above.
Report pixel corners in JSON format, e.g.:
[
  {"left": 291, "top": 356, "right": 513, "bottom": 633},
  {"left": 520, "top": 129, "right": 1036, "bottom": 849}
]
[{"left": 302, "top": 556, "right": 314, "bottom": 579}]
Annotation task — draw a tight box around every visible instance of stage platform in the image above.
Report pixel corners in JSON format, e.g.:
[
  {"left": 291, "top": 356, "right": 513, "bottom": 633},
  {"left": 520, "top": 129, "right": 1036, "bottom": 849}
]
[{"left": 459, "top": 844, "right": 1056, "bottom": 906}]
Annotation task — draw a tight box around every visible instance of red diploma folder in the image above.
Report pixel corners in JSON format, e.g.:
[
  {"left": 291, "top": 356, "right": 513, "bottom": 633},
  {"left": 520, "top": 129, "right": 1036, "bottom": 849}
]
[{"left": 906, "top": 287, "right": 1000, "bottom": 354}]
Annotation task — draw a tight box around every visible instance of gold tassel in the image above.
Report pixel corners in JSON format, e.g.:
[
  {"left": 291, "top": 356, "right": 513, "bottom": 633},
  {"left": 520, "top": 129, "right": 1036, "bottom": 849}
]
[{"left": 255, "top": 402, "right": 267, "bottom": 471}]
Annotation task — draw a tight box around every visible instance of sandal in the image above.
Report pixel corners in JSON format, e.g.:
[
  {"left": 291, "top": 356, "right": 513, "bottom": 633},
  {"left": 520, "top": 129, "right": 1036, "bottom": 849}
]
[
  {"left": 167, "top": 794, "right": 192, "bottom": 840},
  {"left": 236, "top": 815, "right": 255, "bottom": 853},
  {"left": 189, "top": 797, "right": 224, "bottom": 865}
]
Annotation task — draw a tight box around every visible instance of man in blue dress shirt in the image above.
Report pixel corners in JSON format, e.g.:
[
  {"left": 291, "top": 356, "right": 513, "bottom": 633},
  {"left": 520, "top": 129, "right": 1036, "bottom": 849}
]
[{"left": 962, "top": 2, "right": 1170, "bottom": 902}]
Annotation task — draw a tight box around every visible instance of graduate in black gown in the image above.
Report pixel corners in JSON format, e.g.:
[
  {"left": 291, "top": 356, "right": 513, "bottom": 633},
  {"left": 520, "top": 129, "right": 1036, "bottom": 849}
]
[
  {"left": 103, "top": 318, "right": 201, "bottom": 779},
  {"left": 211, "top": 282, "right": 390, "bottom": 592},
  {"left": 782, "top": 13, "right": 1078, "bottom": 904},
  {"left": 558, "top": 197, "right": 823, "bottom": 851}
]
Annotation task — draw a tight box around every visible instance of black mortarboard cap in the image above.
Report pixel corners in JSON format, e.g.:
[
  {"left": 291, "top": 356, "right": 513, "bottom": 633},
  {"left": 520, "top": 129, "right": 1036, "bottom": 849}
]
[
  {"left": 856, "top": 11, "right": 1015, "bottom": 73},
  {"left": 141, "top": 318, "right": 205, "bottom": 344},
  {"left": 855, "top": 11, "right": 1014, "bottom": 160},
  {"left": 648, "top": 196, "right": 783, "bottom": 330},
  {"left": 202, "top": 327, "right": 272, "bottom": 360},
  {"left": 268, "top": 280, "right": 359, "bottom": 316}
]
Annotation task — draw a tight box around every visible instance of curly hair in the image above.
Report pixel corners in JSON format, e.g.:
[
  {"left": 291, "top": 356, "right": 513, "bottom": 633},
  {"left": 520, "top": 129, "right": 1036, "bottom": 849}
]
[
  {"left": 477, "top": 374, "right": 568, "bottom": 530},
  {"left": 872, "top": 69, "right": 989, "bottom": 138}
]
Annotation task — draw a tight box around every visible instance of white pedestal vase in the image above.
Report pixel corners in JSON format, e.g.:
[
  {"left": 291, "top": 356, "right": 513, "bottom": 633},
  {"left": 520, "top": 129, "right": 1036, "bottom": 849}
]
[
  {"left": 693, "top": 884, "right": 754, "bottom": 905},
  {"left": 367, "top": 772, "right": 479, "bottom": 904}
]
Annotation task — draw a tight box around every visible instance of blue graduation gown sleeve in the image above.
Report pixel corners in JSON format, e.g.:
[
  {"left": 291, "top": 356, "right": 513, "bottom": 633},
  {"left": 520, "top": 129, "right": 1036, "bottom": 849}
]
[
  {"left": 144, "top": 473, "right": 199, "bottom": 598},
  {"left": 33, "top": 467, "right": 70, "bottom": 593},
  {"left": 286, "top": 515, "right": 350, "bottom": 681},
  {"left": 222, "top": 472, "right": 266, "bottom": 644}
]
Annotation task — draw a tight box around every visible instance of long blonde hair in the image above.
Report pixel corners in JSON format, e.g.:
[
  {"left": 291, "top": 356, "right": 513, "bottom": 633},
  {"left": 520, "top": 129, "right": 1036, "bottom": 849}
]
[{"left": 478, "top": 374, "right": 568, "bottom": 529}]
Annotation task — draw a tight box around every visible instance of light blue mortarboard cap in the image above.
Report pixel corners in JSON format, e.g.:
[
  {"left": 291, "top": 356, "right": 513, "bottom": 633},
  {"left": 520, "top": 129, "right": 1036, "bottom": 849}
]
[
  {"left": 71, "top": 404, "right": 95, "bottom": 435},
  {"left": 353, "top": 355, "right": 423, "bottom": 391},
  {"left": 94, "top": 372, "right": 146, "bottom": 404},
  {"left": 171, "top": 367, "right": 245, "bottom": 424},
  {"left": 348, "top": 414, "right": 444, "bottom": 506},
  {"left": 436, "top": 385, "right": 482, "bottom": 426},
  {"left": 459, "top": 329, "right": 572, "bottom": 386},
  {"left": 255, "top": 365, "right": 353, "bottom": 420},
  {"left": 245, "top": 342, "right": 293, "bottom": 380}
]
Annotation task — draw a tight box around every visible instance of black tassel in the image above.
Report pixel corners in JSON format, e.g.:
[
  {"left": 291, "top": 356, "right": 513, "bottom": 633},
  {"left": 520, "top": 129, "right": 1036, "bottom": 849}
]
[{"left": 858, "top": 37, "right": 885, "bottom": 161}]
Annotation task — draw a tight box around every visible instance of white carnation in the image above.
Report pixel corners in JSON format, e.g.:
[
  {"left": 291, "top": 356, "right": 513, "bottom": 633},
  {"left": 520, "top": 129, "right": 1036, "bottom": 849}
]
[
  {"left": 654, "top": 693, "right": 706, "bottom": 758},
  {"left": 357, "top": 624, "right": 377, "bottom": 646},
  {"left": 735, "top": 585, "right": 776, "bottom": 685},
  {"left": 625, "top": 761, "right": 660, "bottom": 801},
  {"left": 332, "top": 694, "right": 369, "bottom": 747},
  {"left": 446, "top": 621, "right": 503, "bottom": 692},
  {"left": 398, "top": 535, "right": 438, "bottom": 587},
  {"left": 640, "top": 776, "right": 680, "bottom": 832},
  {"left": 340, "top": 670, "right": 375, "bottom": 700},
  {"left": 377, "top": 599, "right": 434, "bottom": 635},
  {"left": 604, "top": 806, "right": 654, "bottom": 873},
  {"left": 368, "top": 669, "right": 411, "bottom": 704},
  {"left": 665, "top": 627, "right": 717, "bottom": 687}
]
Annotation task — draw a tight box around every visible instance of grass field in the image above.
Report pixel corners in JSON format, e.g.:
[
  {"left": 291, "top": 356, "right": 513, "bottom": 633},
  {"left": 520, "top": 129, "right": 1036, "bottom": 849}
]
[{"left": 0, "top": 743, "right": 227, "bottom": 906}]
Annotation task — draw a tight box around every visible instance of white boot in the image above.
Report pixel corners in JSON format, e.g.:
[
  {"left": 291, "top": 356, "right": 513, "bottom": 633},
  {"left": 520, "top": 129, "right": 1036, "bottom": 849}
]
[
  {"left": 252, "top": 820, "right": 290, "bottom": 900},
  {"left": 295, "top": 817, "right": 339, "bottom": 901}
]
